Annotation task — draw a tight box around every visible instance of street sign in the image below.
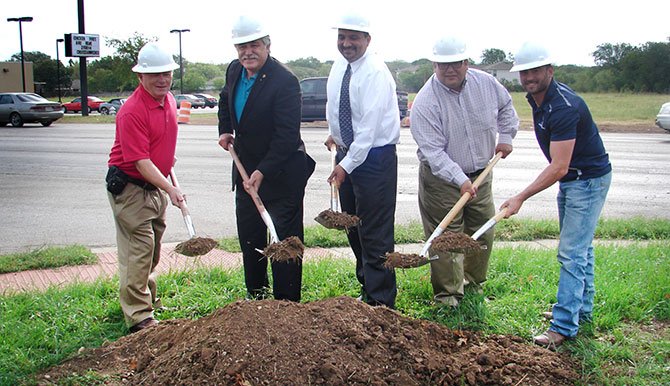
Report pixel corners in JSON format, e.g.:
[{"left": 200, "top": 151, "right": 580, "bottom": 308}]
[{"left": 64, "top": 33, "right": 100, "bottom": 57}]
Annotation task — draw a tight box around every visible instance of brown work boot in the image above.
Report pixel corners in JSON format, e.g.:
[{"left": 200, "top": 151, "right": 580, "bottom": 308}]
[
  {"left": 129, "top": 317, "right": 159, "bottom": 333},
  {"left": 533, "top": 330, "right": 567, "bottom": 350}
]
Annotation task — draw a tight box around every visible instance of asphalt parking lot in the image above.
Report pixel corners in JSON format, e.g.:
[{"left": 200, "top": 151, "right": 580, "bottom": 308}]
[{"left": 0, "top": 123, "right": 668, "bottom": 253}]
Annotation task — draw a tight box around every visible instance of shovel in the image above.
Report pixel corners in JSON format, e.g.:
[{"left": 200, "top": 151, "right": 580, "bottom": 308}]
[
  {"left": 228, "top": 146, "right": 304, "bottom": 262},
  {"left": 432, "top": 208, "right": 509, "bottom": 254},
  {"left": 170, "top": 168, "right": 218, "bottom": 256},
  {"left": 228, "top": 146, "right": 280, "bottom": 243},
  {"left": 384, "top": 152, "right": 503, "bottom": 269},
  {"left": 419, "top": 151, "right": 503, "bottom": 258},
  {"left": 314, "top": 143, "right": 359, "bottom": 230}
]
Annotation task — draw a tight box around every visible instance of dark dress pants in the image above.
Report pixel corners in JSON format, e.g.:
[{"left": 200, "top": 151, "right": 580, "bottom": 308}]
[
  {"left": 338, "top": 145, "right": 398, "bottom": 308},
  {"left": 236, "top": 188, "right": 304, "bottom": 302}
]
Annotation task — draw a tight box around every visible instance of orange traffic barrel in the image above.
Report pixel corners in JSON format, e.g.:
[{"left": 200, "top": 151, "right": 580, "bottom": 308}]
[{"left": 178, "top": 101, "right": 191, "bottom": 124}]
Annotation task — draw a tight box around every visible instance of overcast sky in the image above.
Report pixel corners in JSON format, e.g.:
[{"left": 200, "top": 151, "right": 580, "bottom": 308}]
[{"left": 2, "top": 0, "right": 668, "bottom": 67}]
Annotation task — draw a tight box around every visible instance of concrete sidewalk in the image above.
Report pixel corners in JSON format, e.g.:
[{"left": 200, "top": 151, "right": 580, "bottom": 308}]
[{"left": 0, "top": 239, "right": 643, "bottom": 295}]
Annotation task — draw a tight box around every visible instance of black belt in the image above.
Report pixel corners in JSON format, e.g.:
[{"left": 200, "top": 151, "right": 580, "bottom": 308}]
[
  {"left": 128, "top": 177, "right": 157, "bottom": 190},
  {"left": 465, "top": 168, "right": 485, "bottom": 179}
]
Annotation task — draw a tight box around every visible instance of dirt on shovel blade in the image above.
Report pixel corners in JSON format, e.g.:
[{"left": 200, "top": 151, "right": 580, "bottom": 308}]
[
  {"left": 174, "top": 237, "right": 218, "bottom": 257},
  {"left": 263, "top": 236, "right": 304, "bottom": 263},
  {"left": 383, "top": 252, "right": 428, "bottom": 269},
  {"left": 314, "top": 209, "right": 360, "bottom": 230},
  {"left": 432, "top": 231, "right": 482, "bottom": 253}
]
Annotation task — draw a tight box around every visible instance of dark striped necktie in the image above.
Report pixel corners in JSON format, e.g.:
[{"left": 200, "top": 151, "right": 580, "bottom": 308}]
[{"left": 339, "top": 64, "right": 353, "bottom": 147}]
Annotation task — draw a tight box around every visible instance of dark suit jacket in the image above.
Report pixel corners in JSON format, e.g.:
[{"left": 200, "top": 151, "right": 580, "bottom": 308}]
[{"left": 218, "top": 56, "right": 314, "bottom": 201}]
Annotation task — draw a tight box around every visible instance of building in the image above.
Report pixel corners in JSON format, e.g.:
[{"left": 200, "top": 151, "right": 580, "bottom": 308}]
[
  {"left": 476, "top": 61, "right": 518, "bottom": 84},
  {"left": 0, "top": 61, "right": 35, "bottom": 93}
]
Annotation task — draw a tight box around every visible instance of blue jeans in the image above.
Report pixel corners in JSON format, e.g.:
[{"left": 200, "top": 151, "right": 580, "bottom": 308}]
[{"left": 551, "top": 172, "right": 611, "bottom": 337}]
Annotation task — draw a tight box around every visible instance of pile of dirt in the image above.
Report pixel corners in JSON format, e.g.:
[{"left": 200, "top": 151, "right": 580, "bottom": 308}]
[
  {"left": 38, "top": 296, "right": 579, "bottom": 385},
  {"left": 432, "top": 231, "right": 482, "bottom": 253},
  {"left": 384, "top": 252, "right": 427, "bottom": 269},
  {"left": 174, "top": 237, "right": 218, "bottom": 256},
  {"left": 262, "top": 236, "right": 304, "bottom": 262},
  {"left": 315, "top": 209, "right": 360, "bottom": 230}
]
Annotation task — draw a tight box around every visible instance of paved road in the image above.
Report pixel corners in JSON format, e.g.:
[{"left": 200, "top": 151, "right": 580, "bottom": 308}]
[{"left": 0, "top": 123, "right": 668, "bottom": 254}]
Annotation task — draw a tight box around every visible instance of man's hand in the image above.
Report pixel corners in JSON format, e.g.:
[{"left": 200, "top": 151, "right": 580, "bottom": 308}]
[
  {"left": 244, "top": 170, "right": 264, "bottom": 194},
  {"left": 324, "top": 135, "right": 335, "bottom": 150},
  {"left": 500, "top": 195, "right": 524, "bottom": 218},
  {"left": 218, "top": 133, "right": 234, "bottom": 150},
  {"left": 496, "top": 143, "right": 513, "bottom": 159},
  {"left": 167, "top": 186, "right": 187, "bottom": 208},
  {"left": 328, "top": 165, "right": 347, "bottom": 187},
  {"left": 460, "top": 180, "right": 478, "bottom": 198}
]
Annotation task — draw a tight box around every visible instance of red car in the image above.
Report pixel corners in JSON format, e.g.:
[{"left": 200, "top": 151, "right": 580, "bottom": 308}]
[{"left": 62, "top": 96, "right": 104, "bottom": 113}]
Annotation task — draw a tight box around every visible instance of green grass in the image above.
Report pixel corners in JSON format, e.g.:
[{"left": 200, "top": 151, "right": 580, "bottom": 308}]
[
  {"left": 0, "top": 245, "right": 97, "bottom": 274},
  {"left": 3, "top": 218, "right": 667, "bottom": 273},
  {"left": 1, "top": 240, "right": 668, "bottom": 385},
  {"left": 511, "top": 92, "right": 670, "bottom": 124},
  {"left": 216, "top": 217, "right": 670, "bottom": 252}
]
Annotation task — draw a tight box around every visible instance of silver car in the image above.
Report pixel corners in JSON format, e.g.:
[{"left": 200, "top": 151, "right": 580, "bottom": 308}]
[
  {"left": 0, "top": 92, "right": 64, "bottom": 127},
  {"left": 99, "top": 98, "right": 127, "bottom": 115},
  {"left": 655, "top": 102, "right": 670, "bottom": 133}
]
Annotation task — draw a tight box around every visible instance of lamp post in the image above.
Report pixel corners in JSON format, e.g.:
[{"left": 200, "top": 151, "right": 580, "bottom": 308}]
[
  {"left": 170, "top": 28, "right": 190, "bottom": 95},
  {"left": 7, "top": 16, "right": 33, "bottom": 92},
  {"left": 56, "top": 38, "right": 64, "bottom": 103}
]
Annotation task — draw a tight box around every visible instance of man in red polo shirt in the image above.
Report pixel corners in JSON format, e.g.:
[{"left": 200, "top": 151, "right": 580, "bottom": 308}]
[{"left": 106, "top": 42, "right": 186, "bottom": 333}]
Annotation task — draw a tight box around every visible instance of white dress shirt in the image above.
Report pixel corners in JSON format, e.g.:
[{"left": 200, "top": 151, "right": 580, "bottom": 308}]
[
  {"left": 410, "top": 69, "right": 518, "bottom": 186},
  {"left": 326, "top": 51, "right": 400, "bottom": 173}
]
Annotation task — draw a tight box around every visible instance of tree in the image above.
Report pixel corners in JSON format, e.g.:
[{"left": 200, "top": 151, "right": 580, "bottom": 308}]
[
  {"left": 480, "top": 48, "right": 507, "bottom": 65},
  {"left": 592, "top": 43, "right": 636, "bottom": 67},
  {"left": 9, "top": 51, "right": 72, "bottom": 96},
  {"left": 106, "top": 32, "right": 155, "bottom": 64}
]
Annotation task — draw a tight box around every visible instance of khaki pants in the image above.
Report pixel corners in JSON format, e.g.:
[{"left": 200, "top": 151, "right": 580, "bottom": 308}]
[
  {"left": 108, "top": 184, "right": 167, "bottom": 326},
  {"left": 418, "top": 162, "right": 494, "bottom": 304}
]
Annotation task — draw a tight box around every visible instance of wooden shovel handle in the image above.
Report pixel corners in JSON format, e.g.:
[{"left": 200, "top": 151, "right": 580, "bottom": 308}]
[
  {"left": 169, "top": 168, "right": 190, "bottom": 216},
  {"left": 329, "top": 143, "right": 340, "bottom": 212},
  {"left": 228, "top": 146, "right": 264, "bottom": 212},
  {"left": 435, "top": 152, "right": 503, "bottom": 231}
]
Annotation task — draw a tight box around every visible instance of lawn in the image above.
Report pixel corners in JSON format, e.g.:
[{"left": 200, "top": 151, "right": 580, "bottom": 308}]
[{"left": 0, "top": 218, "right": 668, "bottom": 385}]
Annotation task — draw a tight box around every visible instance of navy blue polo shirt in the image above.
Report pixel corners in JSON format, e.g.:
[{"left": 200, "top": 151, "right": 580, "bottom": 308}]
[{"left": 528, "top": 80, "right": 611, "bottom": 182}]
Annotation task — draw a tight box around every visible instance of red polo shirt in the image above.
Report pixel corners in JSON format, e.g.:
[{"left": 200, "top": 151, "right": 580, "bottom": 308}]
[{"left": 107, "top": 85, "right": 178, "bottom": 180}]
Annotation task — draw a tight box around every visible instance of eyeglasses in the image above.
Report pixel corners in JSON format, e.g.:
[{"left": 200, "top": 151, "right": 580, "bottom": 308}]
[{"left": 437, "top": 60, "right": 465, "bottom": 70}]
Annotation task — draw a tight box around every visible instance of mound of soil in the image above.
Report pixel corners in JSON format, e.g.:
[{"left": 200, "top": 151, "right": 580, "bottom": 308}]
[
  {"left": 174, "top": 237, "right": 218, "bottom": 256},
  {"left": 384, "top": 252, "right": 427, "bottom": 269},
  {"left": 38, "top": 297, "right": 578, "bottom": 385},
  {"left": 432, "top": 231, "right": 482, "bottom": 253},
  {"left": 263, "top": 236, "right": 304, "bottom": 262},
  {"left": 315, "top": 209, "right": 360, "bottom": 230}
]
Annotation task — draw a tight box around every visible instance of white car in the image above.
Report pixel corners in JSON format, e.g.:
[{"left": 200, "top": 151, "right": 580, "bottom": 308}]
[{"left": 655, "top": 102, "right": 670, "bottom": 133}]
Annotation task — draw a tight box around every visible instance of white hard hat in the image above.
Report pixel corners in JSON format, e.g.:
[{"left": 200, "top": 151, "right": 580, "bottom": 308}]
[
  {"left": 332, "top": 12, "right": 372, "bottom": 34},
  {"left": 510, "top": 42, "right": 552, "bottom": 72},
  {"left": 132, "top": 42, "right": 179, "bottom": 73},
  {"left": 231, "top": 15, "right": 269, "bottom": 45},
  {"left": 429, "top": 36, "right": 468, "bottom": 63}
]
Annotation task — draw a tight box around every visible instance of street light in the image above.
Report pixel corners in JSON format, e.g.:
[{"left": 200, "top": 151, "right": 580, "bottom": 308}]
[
  {"left": 56, "top": 38, "right": 64, "bottom": 103},
  {"left": 7, "top": 16, "right": 34, "bottom": 92},
  {"left": 170, "top": 28, "right": 190, "bottom": 95}
]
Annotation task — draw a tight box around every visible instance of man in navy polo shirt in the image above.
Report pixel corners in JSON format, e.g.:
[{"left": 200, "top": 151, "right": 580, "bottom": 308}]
[{"left": 501, "top": 42, "right": 612, "bottom": 348}]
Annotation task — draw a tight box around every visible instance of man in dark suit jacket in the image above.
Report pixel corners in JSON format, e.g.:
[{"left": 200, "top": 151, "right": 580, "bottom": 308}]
[{"left": 218, "top": 15, "right": 315, "bottom": 302}]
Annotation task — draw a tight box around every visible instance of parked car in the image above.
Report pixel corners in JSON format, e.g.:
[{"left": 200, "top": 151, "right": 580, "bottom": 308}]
[
  {"left": 62, "top": 96, "right": 104, "bottom": 113},
  {"left": 655, "top": 102, "right": 670, "bottom": 132},
  {"left": 174, "top": 94, "right": 206, "bottom": 109},
  {"left": 192, "top": 93, "right": 218, "bottom": 108},
  {"left": 99, "top": 98, "right": 127, "bottom": 115},
  {"left": 299, "top": 77, "right": 409, "bottom": 122},
  {"left": 0, "top": 92, "right": 64, "bottom": 127}
]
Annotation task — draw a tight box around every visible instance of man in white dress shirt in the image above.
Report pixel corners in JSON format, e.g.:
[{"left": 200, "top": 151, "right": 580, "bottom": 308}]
[
  {"left": 410, "top": 36, "right": 519, "bottom": 307},
  {"left": 324, "top": 12, "right": 401, "bottom": 308}
]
